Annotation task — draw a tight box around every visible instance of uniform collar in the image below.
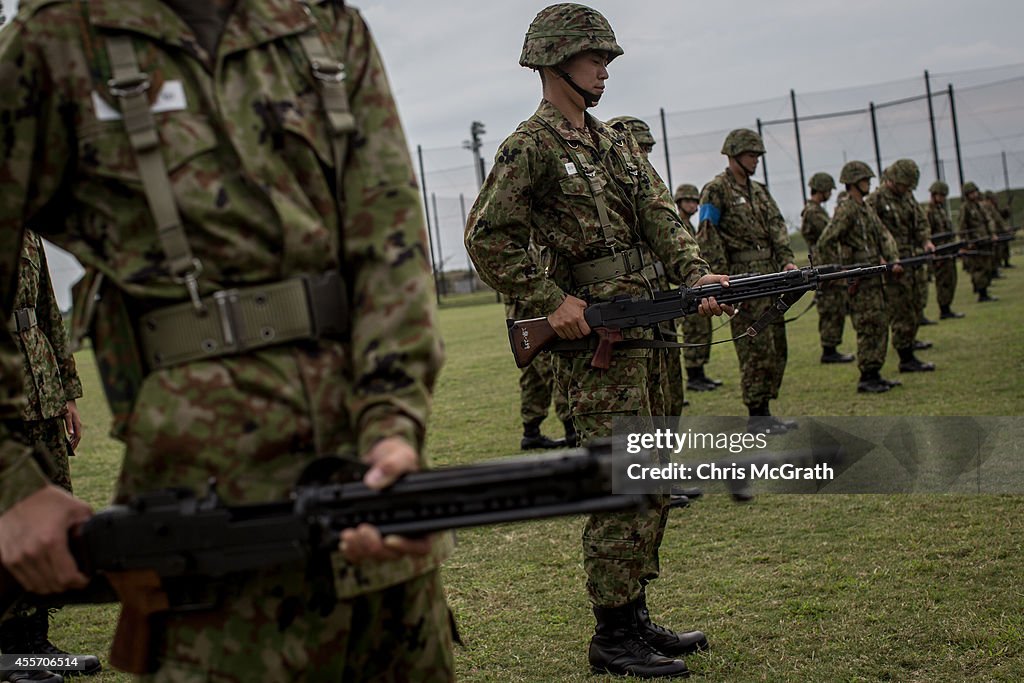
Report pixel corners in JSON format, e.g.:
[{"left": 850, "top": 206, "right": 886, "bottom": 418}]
[{"left": 535, "top": 100, "right": 617, "bottom": 158}]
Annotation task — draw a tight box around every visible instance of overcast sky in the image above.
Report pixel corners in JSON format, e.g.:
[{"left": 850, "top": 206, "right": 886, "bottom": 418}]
[{"left": 4, "top": 0, "right": 1024, "bottom": 307}]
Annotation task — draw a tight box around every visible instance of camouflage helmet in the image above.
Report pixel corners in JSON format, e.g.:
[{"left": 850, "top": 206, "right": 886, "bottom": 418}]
[
  {"left": 721, "top": 129, "right": 765, "bottom": 157},
  {"left": 929, "top": 180, "right": 949, "bottom": 196},
  {"left": 673, "top": 184, "right": 700, "bottom": 203},
  {"left": 607, "top": 116, "right": 655, "bottom": 147},
  {"left": 520, "top": 4, "right": 624, "bottom": 68},
  {"left": 983, "top": 190, "right": 997, "bottom": 200},
  {"left": 809, "top": 172, "right": 836, "bottom": 194},
  {"left": 962, "top": 181, "right": 979, "bottom": 195},
  {"left": 839, "top": 160, "right": 875, "bottom": 185},
  {"left": 888, "top": 158, "right": 920, "bottom": 189}
]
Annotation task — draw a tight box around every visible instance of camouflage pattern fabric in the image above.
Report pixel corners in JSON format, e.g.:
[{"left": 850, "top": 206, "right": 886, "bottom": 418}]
[
  {"left": 818, "top": 198, "right": 899, "bottom": 374},
  {"left": 927, "top": 201, "right": 958, "bottom": 308},
  {"left": 0, "top": 2, "right": 452, "bottom": 679},
  {"left": 867, "top": 186, "right": 931, "bottom": 351},
  {"left": 505, "top": 297, "right": 571, "bottom": 425},
  {"left": 677, "top": 213, "right": 712, "bottom": 370},
  {"left": 802, "top": 199, "right": 847, "bottom": 348},
  {"left": 697, "top": 170, "right": 795, "bottom": 408},
  {"left": 959, "top": 197, "right": 996, "bottom": 292},
  {"left": 982, "top": 201, "right": 1008, "bottom": 269},
  {"left": 466, "top": 101, "right": 708, "bottom": 607}
]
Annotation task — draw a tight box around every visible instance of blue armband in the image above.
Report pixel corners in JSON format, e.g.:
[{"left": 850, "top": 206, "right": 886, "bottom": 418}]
[{"left": 698, "top": 203, "right": 721, "bottom": 226}]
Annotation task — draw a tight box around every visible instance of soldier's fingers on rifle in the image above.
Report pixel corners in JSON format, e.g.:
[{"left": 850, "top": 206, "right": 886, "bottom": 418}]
[
  {"left": 362, "top": 436, "right": 420, "bottom": 490},
  {"left": 0, "top": 487, "right": 91, "bottom": 593},
  {"left": 339, "top": 523, "right": 433, "bottom": 563},
  {"left": 547, "top": 294, "right": 590, "bottom": 339}
]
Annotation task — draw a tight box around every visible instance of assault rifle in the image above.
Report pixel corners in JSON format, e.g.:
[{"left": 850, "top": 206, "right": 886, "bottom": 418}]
[
  {"left": 508, "top": 264, "right": 891, "bottom": 369},
  {"left": 0, "top": 443, "right": 649, "bottom": 673}
]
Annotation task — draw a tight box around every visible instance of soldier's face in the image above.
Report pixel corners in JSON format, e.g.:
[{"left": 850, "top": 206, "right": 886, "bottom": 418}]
[
  {"left": 734, "top": 151, "right": 760, "bottom": 176},
  {"left": 857, "top": 179, "right": 872, "bottom": 195},
  {"left": 561, "top": 50, "right": 609, "bottom": 98},
  {"left": 678, "top": 199, "right": 698, "bottom": 217},
  {"left": 932, "top": 193, "right": 946, "bottom": 205}
]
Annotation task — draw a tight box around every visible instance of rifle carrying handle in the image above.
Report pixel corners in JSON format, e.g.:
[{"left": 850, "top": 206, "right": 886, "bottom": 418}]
[{"left": 507, "top": 317, "right": 558, "bottom": 368}]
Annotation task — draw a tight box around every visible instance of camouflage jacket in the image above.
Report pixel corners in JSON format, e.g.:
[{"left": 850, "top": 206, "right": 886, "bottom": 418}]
[
  {"left": 696, "top": 170, "right": 795, "bottom": 275},
  {"left": 465, "top": 100, "right": 708, "bottom": 315},
  {"left": 817, "top": 197, "right": 899, "bottom": 267},
  {"left": 0, "top": 0, "right": 446, "bottom": 594},
  {"left": 800, "top": 200, "right": 829, "bottom": 256},
  {"left": 866, "top": 185, "right": 930, "bottom": 257},
  {"left": 11, "top": 231, "right": 83, "bottom": 422},
  {"left": 926, "top": 202, "right": 955, "bottom": 246},
  {"left": 958, "top": 200, "right": 996, "bottom": 241},
  {"left": 982, "top": 203, "right": 1007, "bottom": 235}
]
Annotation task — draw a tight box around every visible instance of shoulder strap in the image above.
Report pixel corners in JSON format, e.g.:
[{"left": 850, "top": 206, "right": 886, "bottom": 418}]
[{"left": 105, "top": 34, "right": 204, "bottom": 311}]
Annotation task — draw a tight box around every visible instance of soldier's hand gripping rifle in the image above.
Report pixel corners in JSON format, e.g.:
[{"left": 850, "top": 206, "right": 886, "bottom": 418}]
[
  {"left": 0, "top": 442, "right": 649, "bottom": 674},
  {"left": 507, "top": 264, "right": 891, "bottom": 369}
]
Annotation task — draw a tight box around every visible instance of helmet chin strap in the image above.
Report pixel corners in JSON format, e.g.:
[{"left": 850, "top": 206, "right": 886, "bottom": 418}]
[{"left": 555, "top": 66, "right": 601, "bottom": 108}]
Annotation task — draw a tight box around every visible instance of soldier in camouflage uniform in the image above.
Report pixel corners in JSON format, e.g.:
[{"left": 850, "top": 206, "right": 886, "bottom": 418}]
[
  {"left": 866, "top": 159, "right": 936, "bottom": 372},
  {"left": 1, "top": 232, "right": 102, "bottom": 682},
  {"left": 607, "top": 116, "right": 687, "bottom": 417},
  {"left": 818, "top": 162, "right": 904, "bottom": 393},
  {"left": 505, "top": 293, "right": 575, "bottom": 449},
  {"left": 926, "top": 181, "right": 965, "bottom": 319},
  {"left": 697, "top": 129, "right": 797, "bottom": 434},
  {"left": 675, "top": 183, "right": 723, "bottom": 393},
  {"left": 801, "top": 172, "right": 854, "bottom": 365},
  {"left": 982, "top": 191, "right": 1008, "bottom": 278},
  {"left": 0, "top": 3, "right": 454, "bottom": 681},
  {"left": 958, "top": 182, "right": 999, "bottom": 302},
  {"left": 466, "top": 5, "right": 728, "bottom": 677}
]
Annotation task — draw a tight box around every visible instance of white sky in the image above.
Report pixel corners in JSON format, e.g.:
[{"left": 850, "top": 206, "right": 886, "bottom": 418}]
[{"left": 4, "top": 0, "right": 1023, "bottom": 307}]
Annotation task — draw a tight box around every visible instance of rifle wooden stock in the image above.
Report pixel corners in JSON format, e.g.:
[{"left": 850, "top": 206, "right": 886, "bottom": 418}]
[{"left": 507, "top": 317, "right": 558, "bottom": 368}]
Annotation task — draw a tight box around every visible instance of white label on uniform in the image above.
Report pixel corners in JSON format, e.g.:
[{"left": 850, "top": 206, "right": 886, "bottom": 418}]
[
  {"left": 734, "top": 197, "right": 747, "bottom": 205},
  {"left": 565, "top": 162, "right": 578, "bottom": 176},
  {"left": 91, "top": 81, "right": 188, "bottom": 122}
]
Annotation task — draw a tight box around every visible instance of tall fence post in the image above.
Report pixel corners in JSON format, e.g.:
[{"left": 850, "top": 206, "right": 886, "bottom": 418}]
[
  {"left": 756, "top": 118, "right": 769, "bottom": 190},
  {"left": 659, "top": 107, "right": 673, "bottom": 191},
  {"left": 417, "top": 145, "right": 441, "bottom": 305},
  {"left": 924, "top": 70, "right": 941, "bottom": 183},
  {"left": 947, "top": 84, "right": 965, "bottom": 190},
  {"left": 431, "top": 192, "right": 445, "bottom": 297},
  {"left": 790, "top": 90, "right": 807, "bottom": 203},
  {"left": 869, "top": 102, "right": 883, "bottom": 176},
  {"left": 460, "top": 193, "right": 471, "bottom": 272}
]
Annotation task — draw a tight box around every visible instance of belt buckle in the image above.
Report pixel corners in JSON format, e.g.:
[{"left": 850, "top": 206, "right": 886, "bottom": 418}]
[{"left": 212, "top": 289, "right": 242, "bottom": 353}]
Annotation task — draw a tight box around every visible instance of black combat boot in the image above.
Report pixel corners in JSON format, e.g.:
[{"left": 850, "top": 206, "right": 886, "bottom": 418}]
[
  {"left": 684, "top": 368, "right": 716, "bottom": 392},
  {"left": 520, "top": 418, "right": 564, "bottom": 450},
  {"left": 977, "top": 288, "right": 999, "bottom": 302},
  {"left": 635, "top": 589, "right": 708, "bottom": 657},
  {"left": 0, "top": 615, "right": 64, "bottom": 683},
  {"left": 857, "top": 369, "right": 891, "bottom": 394},
  {"left": 912, "top": 339, "right": 933, "bottom": 351},
  {"left": 939, "top": 305, "right": 965, "bottom": 319},
  {"left": 820, "top": 346, "right": 854, "bottom": 364},
  {"left": 746, "top": 403, "right": 795, "bottom": 436},
  {"left": 919, "top": 315, "right": 938, "bottom": 326},
  {"left": 897, "top": 347, "right": 935, "bottom": 373},
  {"left": 589, "top": 602, "right": 690, "bottom": 678},
  {"left": 24, "top": 610, "right": 102, "bottom": 677},
  {"left": 562, "top": 419, "right": 579, "bottom": 448}
]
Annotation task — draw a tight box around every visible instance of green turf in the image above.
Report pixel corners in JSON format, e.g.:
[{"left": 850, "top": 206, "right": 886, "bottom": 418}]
[{"left": 50, "top": 249, "right": 1022, "bottom": 681}]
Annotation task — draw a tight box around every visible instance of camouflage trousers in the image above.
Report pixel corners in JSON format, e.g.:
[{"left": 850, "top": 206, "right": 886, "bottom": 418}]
[
  {"left": 23, "top": 416, "right": 73, "bottom": 492},
  {"left": 553, "top": 349, "right": 670, "bottom": 608},
  {"left": 731, "top": 296, "right": 787, "bottom": 409},
  {"left": 680, "top": 314, "right": 711, "bottom": 369},
  {"left": 137, "top": 569, "right": 454, "bottom": 683},
  {"left": 915, "top": 268, "right": 930, "bottom": 318},
  {"left": 518, "top": 349, "right": 571, "bottom": 425},
  {"left": 933, "top": 259, "right": 958, "bottom": 308},
  {"left": 649, "top": 334, "right": 685, "bottom": 417},
  {"left": 885, "top": 272, "right": 921, "bottom": 351},
  {"left": 816, "top": 286, "right": 848, "bottom": 349},
  {"left": 849, "top": 283, "right": 889, "bottom": 374},
  {"left": 965, "top": 253, "right": 994, "bottom": 292}
]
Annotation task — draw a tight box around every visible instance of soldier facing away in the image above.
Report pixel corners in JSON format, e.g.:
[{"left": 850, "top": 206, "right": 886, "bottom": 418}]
[
  {"left": 674, "top": 183, "right": 723, "bottom": 393},
  {"left": 818, "top": 162, "right": 905, "bottom": 393},
  {"left": 0, "top": 2, "right": 454, "bottom": 681},
  {"left": 925, "top": 181, "right": 965, "bottom": 319},
  {"left": 466, "top": 4, "right": 730, "bottom": 678},
  {"left": 697, "top": 129, "right": 797, "bottom": 435},
  {"left": 958, "top": 182, "right": 1000, "bottom": 302},
  {"left": 801, "top": 172, "right": 854, "bottom": 364}
]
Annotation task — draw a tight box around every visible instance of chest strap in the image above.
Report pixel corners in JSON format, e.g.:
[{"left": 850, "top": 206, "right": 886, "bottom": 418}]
[
  {"left": 137, "top": 272, "right": 349, "bottom": 371},
  {"left": 8, "top": 308, "right": 38, "bottom": 333},
  {"left": 571, "top": 247, "right": 646, "bottom": 287}
]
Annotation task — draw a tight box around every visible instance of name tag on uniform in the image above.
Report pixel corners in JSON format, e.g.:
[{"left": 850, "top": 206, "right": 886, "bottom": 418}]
[
  {"left": 92, "top": 80, "right": 189, "bottom": 122},
  {"left": 733, "top": 197, "right": 747, "bottom": 205},
  {"left": 564, "top": 162, "right": 578, "bottom": 176}
]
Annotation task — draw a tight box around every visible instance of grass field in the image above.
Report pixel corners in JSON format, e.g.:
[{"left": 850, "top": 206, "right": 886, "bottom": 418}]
[{"left": 51, "top": 252, "right": 1023, "bottom": 682}]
